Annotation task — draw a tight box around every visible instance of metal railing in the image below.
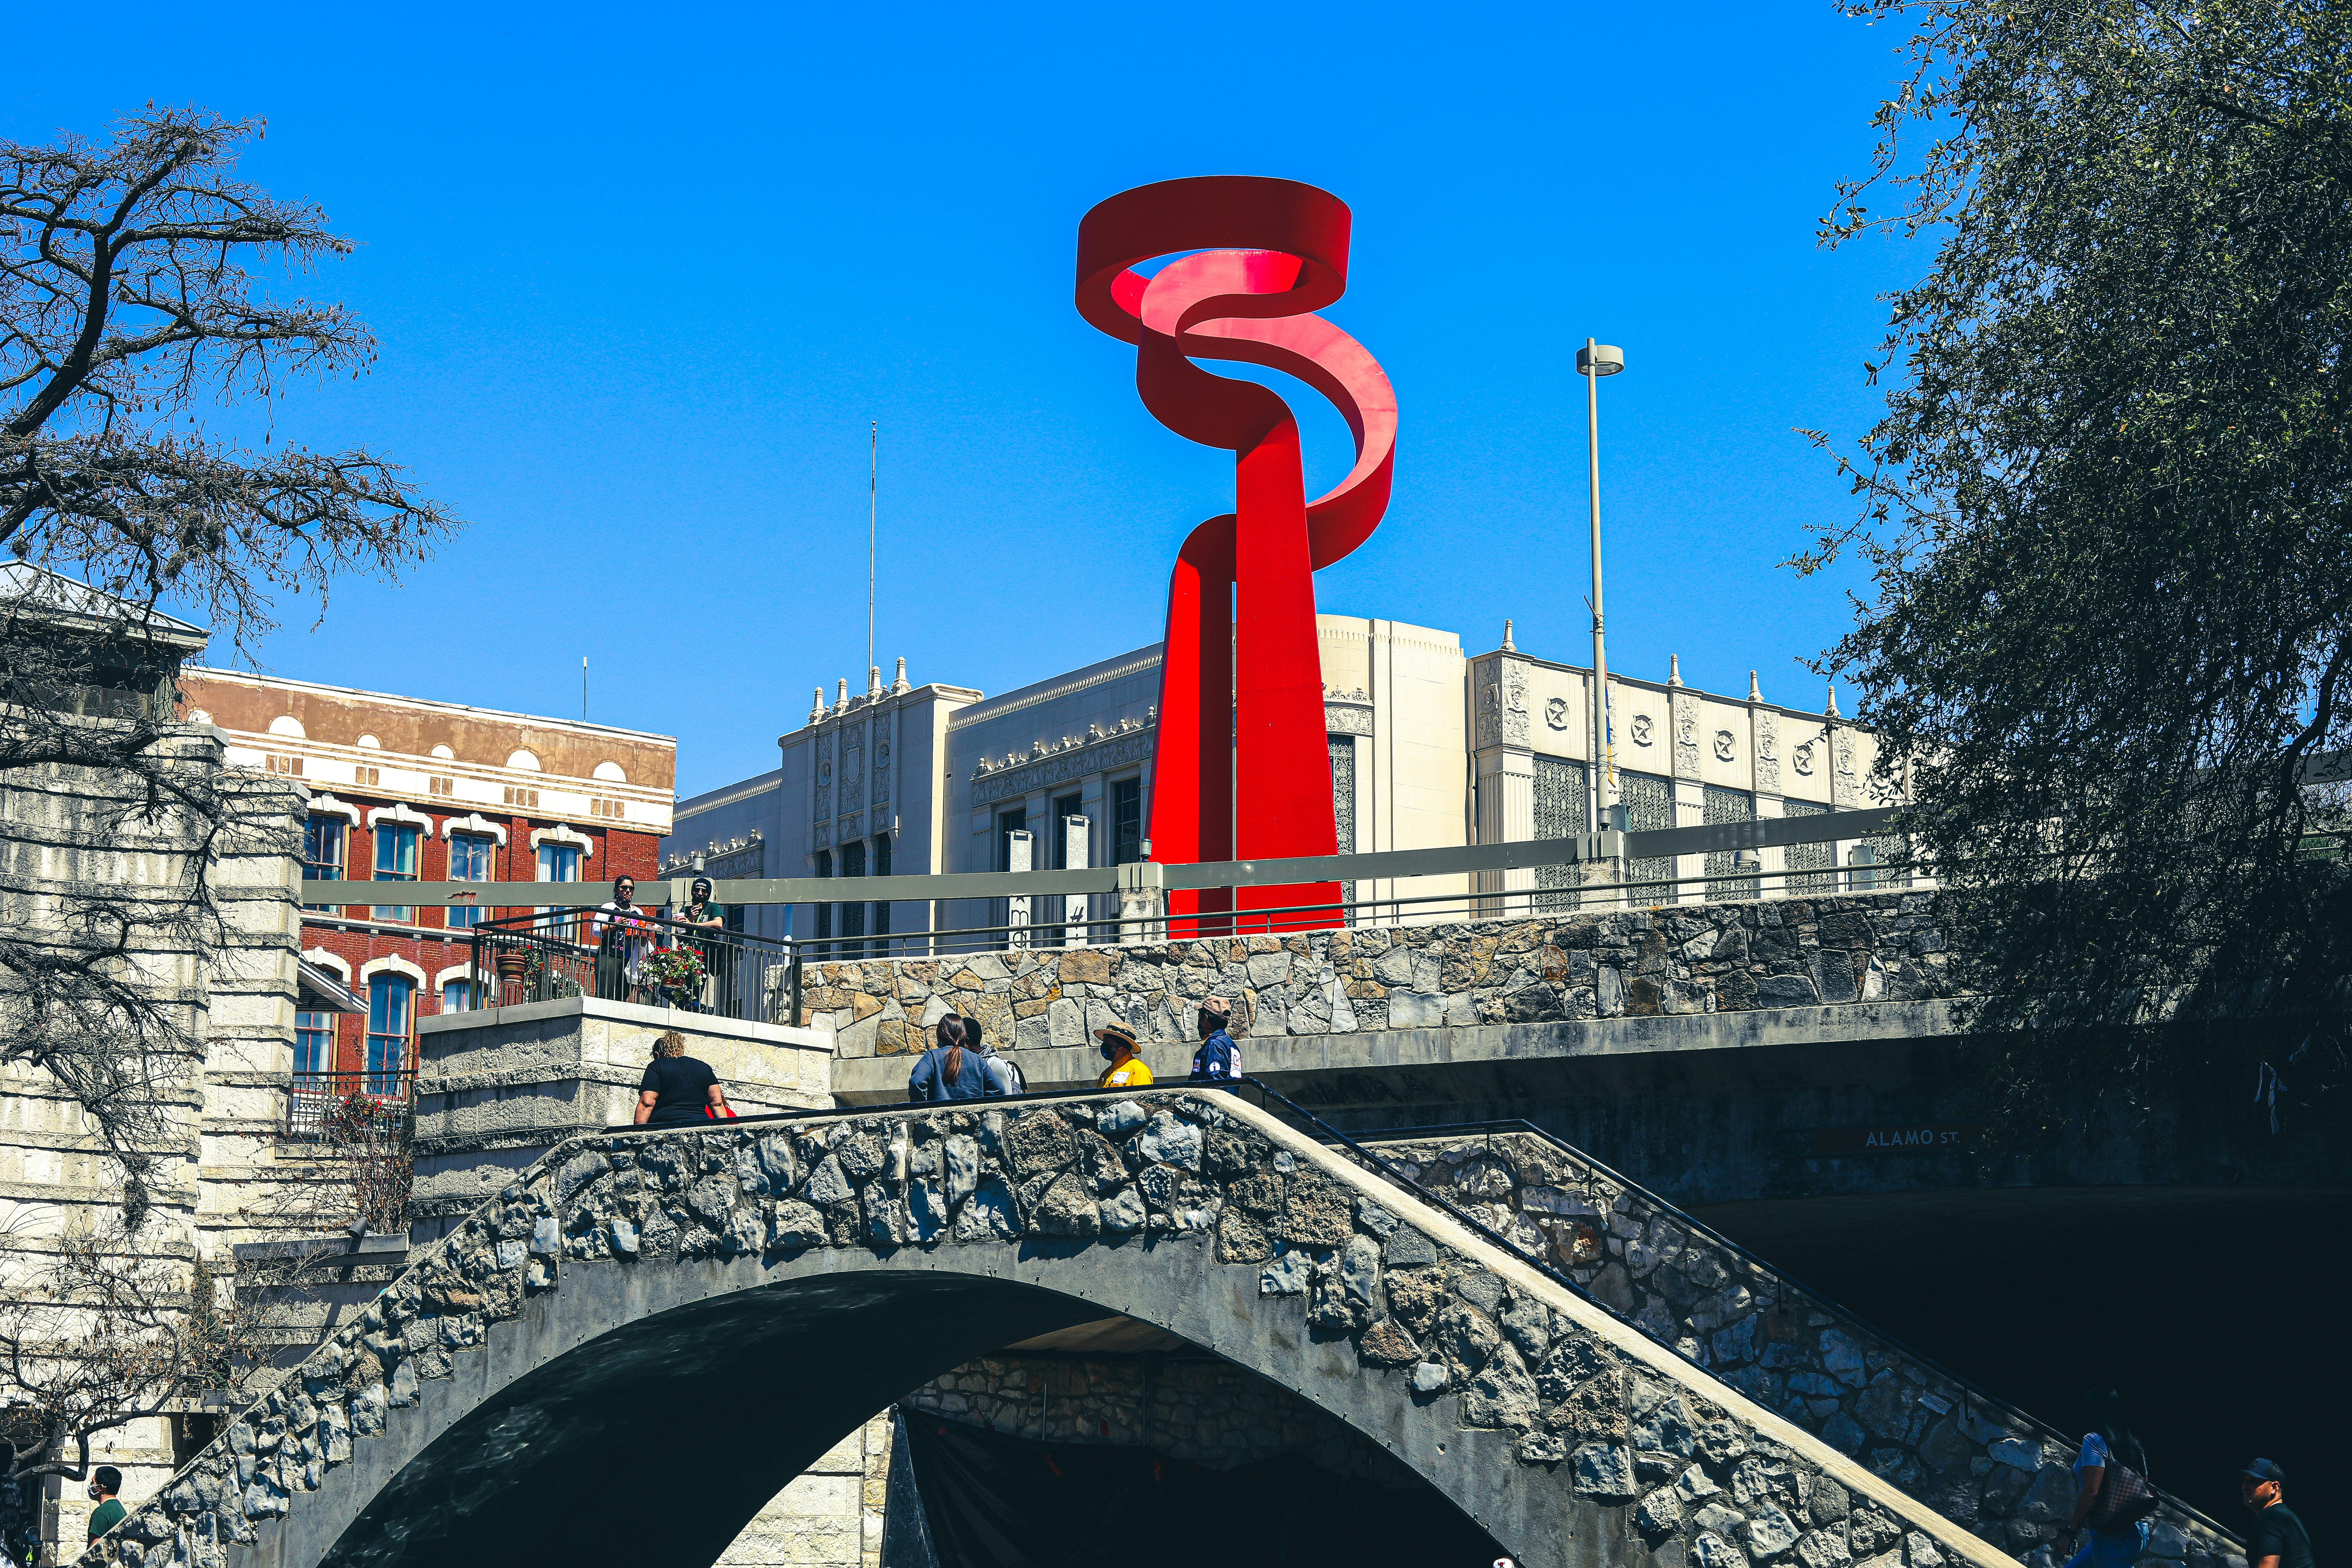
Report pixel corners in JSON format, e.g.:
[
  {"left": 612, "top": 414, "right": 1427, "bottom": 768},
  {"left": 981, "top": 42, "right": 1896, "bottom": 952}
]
[
  {"left": 1331, "top": 1118, "right": 2242, "bottom": 1544},
  {"left": 467, "top": 909, "right": 802, "bottom": 1028},
  {"left": 292, "top": 803, "right": 1922, "bottom": 912},
  {"left": 599, "top": 1080, "right": 2238, "bottom": 1547},
  {"left": 285, "top": 1070, "right": 415, "bottom": 1142}
]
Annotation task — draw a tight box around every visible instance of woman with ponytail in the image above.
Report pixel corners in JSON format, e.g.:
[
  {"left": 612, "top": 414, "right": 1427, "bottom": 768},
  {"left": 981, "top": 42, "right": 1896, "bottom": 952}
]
[
  {"left": 908, "top": 1015, "right": 993, "bottom": 1101},
  {"left": 2056, "top": 1387, "right": 2156, "bottom": 1568}
]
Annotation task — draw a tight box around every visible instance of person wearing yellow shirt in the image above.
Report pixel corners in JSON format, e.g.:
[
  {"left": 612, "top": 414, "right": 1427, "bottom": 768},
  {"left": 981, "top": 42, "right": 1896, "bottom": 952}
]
[{"left": 1095, "top": 1023, "right": 1153, "bottom": 1088}]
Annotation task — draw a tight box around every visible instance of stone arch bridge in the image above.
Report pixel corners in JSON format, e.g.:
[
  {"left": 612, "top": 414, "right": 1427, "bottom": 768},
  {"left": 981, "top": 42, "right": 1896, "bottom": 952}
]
[{"left": 100, "top": 1092, "right": 2026, "bottom": 1568}]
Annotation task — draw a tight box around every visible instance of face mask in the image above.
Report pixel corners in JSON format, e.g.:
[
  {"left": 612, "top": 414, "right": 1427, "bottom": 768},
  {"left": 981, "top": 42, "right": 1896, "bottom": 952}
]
[{"left": 1098, "top": 1041, "right": 1120, "bottom": 1062}]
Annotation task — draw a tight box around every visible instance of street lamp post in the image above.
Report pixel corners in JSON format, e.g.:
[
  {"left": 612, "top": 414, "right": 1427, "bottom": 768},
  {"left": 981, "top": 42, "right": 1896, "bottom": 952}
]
[{"left": 1577, "top": 340, "right": 1625, "bottom": 835}]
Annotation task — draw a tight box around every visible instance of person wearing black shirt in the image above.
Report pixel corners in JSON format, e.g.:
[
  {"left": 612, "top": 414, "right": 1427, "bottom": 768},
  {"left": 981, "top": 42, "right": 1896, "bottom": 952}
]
[
  {"left": 2241, "top": 1460, "right": 2315, "bottom": 1568},
  {"left": 635, "top": 1030, "right": 727, "bottom": 1127}
]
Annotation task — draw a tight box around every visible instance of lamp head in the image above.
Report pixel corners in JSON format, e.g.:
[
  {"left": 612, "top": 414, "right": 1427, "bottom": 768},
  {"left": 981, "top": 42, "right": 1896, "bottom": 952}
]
[{"left": 1576, "top": 344, "right": 1626, "bottom": 377}]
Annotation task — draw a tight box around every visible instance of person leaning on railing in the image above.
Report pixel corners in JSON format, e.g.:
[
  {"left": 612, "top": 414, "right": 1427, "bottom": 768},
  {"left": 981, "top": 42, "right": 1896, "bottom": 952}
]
[
  {"left": 676, "top": 875, "right": 731, "bottom": 1014},
  {"left": 593, "top": 876, "right": 653, "bottom": 1003}
]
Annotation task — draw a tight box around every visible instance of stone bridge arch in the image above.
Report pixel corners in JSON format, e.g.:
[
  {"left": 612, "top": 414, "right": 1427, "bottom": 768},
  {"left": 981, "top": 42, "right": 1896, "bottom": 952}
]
[{"left": 93, "top": 1094, "right": 2017, "bottom": 1568}]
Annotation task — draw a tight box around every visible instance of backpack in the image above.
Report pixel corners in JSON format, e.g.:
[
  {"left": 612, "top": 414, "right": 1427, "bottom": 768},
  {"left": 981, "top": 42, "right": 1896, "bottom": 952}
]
[
  {"left": 990, "top": 1053, "right": 1027, "bottom": 1094},
  {"left": 2084, "top": 1437, "right": 2159, "bottom": 1533}
]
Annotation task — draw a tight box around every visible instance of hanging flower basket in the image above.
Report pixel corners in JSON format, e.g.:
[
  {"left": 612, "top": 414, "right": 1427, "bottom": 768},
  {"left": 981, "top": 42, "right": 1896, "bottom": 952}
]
[{"left": 639, "top": 945, "right": 708, "bottom": 1010}]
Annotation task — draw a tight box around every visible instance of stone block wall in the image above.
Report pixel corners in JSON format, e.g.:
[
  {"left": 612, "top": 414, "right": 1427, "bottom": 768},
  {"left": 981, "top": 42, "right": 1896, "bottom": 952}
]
[
  {"left": 909, "top": 1352, "right": 1416, "bottom": 1486},
  {"left": 409, "top": 998, "right": 832, "bottom": 1240},
  {"left": 82, "top": 1092, "right": 2019, "bottom": 1568},
  {"left": 1368, "top": 1132, "right": 2240, "bottom": 1568},
  {"left": 791, "top": 893, "right": 1959, "bottom": 1061},
  {"left": 714, "top": 1414, "right": 891, "bottom": 1568},
  {"left": 1, "top": 724, "right": 310, "bottom": 1553}
]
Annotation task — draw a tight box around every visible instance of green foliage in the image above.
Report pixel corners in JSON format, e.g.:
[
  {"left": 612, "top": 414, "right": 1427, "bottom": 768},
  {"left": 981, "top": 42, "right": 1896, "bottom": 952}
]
[{"left": 1807, "top": 0, "right": 2352, "bottom": 1133}]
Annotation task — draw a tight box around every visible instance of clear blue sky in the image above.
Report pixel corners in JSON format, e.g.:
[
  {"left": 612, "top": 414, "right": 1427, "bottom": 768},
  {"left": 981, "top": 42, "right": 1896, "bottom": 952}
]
[{"left": 10, "top": 3, "right": 1927, "bottom": 798}]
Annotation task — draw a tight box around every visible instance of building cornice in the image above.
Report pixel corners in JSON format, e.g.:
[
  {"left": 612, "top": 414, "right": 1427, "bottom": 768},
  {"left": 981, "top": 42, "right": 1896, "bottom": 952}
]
[{"left": 181, "top": 667, "right": 674, "bottom": 744}]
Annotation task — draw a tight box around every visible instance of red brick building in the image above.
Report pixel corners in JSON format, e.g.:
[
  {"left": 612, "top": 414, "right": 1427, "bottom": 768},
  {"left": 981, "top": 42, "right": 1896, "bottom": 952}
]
[{"left": 178, "top": 670, "right": 675, "bottom": 1093}]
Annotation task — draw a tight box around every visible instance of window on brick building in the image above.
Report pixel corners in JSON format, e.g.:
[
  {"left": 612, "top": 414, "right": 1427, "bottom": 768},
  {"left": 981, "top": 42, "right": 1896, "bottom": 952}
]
[
  {"left": 372, "top": 823, "right": 419, "bottom": 921},
  {"left": 294, "top": 1010, "right": 332, "bottom": 1076},
  {"left": 366, "top": 976, "right": 413, "bottom": 1093},
  {"left": 536, "top": 842, "right": 581, "bottom": 928},
  {"left": 303, "top": 817, "right": 346, "bottom": 912},
  {"left": 441, "top": 979, "right": 479, "bottom": 1013},
  {"left": 448, "top": 833, "right": 495, "bottom": 929}
]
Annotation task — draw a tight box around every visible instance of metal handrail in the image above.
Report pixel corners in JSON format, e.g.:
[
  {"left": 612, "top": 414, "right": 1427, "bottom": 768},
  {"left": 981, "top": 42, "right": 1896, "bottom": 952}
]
[
  {"left": 604, "top": 1079, "right": 2237, "bottom": 1544},
  {"left": 288, "top": 803, "right": 1918, "bottom": 908},
  {"left": 469, "top": 908, "right": 806, "bottom": 1028},
  {"left": 1330, "top": 1117, "right": 2241, "bottom": 1542}
]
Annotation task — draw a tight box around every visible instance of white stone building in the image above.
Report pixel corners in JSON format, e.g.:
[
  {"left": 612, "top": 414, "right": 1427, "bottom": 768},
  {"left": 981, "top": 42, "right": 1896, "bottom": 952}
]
[{"left": 663, "top": 617, "right": 1899, "bottom": 946}]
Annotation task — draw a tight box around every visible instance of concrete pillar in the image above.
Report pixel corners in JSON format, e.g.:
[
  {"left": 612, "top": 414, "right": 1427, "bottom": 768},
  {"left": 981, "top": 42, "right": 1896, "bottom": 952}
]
[
  {"left": 1748, "top": 677, "right": 1786, "bottom": 896},
  {"left": 1005, "top": 828, "right": 1032, "bottom": 948},
  {"left": 1471, "top": 651, "right": 1536, "bottom": 918},
  {"left": 1061, "top": 816, "right": 1089, "bottom": 939},
  {"left": 1668, "top": 661, "right": 1704, "bottom": 904}
]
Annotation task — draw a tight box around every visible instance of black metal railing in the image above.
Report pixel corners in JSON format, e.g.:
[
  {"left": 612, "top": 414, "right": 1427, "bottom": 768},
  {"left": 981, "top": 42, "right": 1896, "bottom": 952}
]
[
  {"left": 468, "top": 909, "right": 803, "bottom": 1028},
  {"left": 588, "top": 1079, "right": 2239, "bottom": 1546},
  {"left": 436, "top": 867, "right": 1937, "bottom": 1031},
  {"left": 285, "top": 1070, "right": 415, "bottom": 1142}
]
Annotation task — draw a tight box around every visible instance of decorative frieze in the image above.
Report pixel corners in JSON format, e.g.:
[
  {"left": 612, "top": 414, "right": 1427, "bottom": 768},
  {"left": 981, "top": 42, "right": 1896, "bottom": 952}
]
[
  {"left": 1473, "top": 655, "right": 1529, "bottom": 748},
  {"left": 1833, "top": 727, "right": 1863, "bottom": 807},
  {"left": 971, "top": 720, "right": 1154, "bottom": 806},
  {"left": 661, "top": 831, "right": 765, "bottom": 879},
  {"left": 1671, "top": 690, "right": 1701, "bottom": 780},
  {"left": 1324, "top": 690, "right": 1373, "bottom": 737}
]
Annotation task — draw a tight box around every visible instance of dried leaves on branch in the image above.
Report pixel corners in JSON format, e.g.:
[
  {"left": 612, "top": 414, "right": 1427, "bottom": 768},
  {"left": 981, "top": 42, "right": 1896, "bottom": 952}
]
[
  {"left": 0, "top": 108, "right": 459, "bottom": 1222},
  {"left": 1806, "top": 1, "right": 2352, "bottom": 1131}
]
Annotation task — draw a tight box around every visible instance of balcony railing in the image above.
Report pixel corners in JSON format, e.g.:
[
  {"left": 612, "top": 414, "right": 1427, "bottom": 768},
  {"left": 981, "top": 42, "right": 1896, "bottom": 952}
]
[
  {"left": 468, "top": 909, "right": 798, "bottom": 1027},
  {"left": 285, "top": 1071, "right": 415, "bottom": 1143}
]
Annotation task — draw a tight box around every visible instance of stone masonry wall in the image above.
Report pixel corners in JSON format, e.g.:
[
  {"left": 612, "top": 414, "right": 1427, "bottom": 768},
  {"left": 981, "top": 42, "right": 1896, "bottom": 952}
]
[
  {"left": 714, "top": 1414, "right": 890, "bottom": 1568},
  {"left": 909, "top": 1353, "right": 1415, "bottom": 1487},
  {"left": 1, "top": 724, "right": 308, "bottom": 1553},
  {"left": 1371, "top": 1133, "right": 2240, "bottom": 1568},
  {"left": 79, "top": 1091, "right": 2015, "bottom": 1568},
  {"left": 793, "top": 893, "right": 1957, "bottom": 1059}
]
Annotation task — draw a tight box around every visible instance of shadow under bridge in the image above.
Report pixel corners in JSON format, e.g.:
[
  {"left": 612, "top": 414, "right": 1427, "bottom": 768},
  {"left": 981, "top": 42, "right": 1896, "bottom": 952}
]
[{"left": 107, "top": 1093, "right": 2015, "bottom": 1568}]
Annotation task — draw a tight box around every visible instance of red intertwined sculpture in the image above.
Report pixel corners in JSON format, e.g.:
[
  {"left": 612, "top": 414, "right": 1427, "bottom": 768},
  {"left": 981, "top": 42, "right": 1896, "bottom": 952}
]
[{"left": 1077, "top": 177, "right": 1396, "bottom": 931}]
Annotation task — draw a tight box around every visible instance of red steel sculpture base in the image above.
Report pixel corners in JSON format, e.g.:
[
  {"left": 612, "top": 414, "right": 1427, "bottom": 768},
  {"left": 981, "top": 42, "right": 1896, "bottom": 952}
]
[{"left": 1077, "top": 177, "right": 1396, "bottom": 934}]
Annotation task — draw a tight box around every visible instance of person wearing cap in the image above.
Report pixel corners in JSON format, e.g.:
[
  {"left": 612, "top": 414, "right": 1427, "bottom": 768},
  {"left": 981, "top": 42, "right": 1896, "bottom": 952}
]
[
  {"left": 85, "top": 1467, "right": 125, "bottom": 1543},
  {"left": 1189, "top": 996, "right": 1241, "bottom": 1088},
  {"left": 2240, "top": 1460, "right": 2313, "bottom": 1568},
  {"left": 1095, "top": 1022, "right": 1153, "bottom": 1088},
  {"left": 676, "top": 875, "right": 730, "bottom": 1014}
]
